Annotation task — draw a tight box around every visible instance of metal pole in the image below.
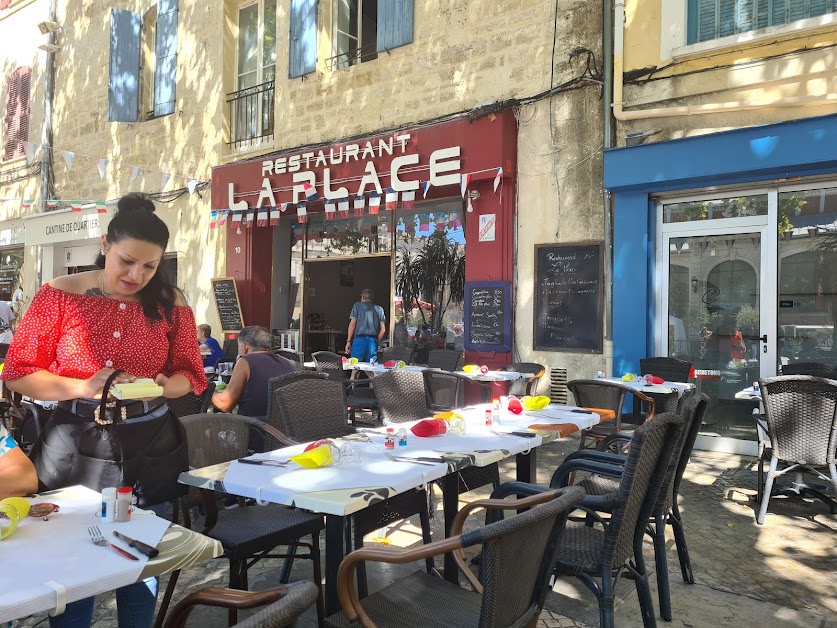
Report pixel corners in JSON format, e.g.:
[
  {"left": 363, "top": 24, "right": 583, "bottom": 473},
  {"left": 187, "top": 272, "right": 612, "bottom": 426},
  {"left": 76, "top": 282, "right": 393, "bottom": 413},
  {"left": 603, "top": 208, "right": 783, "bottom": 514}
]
[
  {"left": 39, "top": 0, "right": 58, "bottom": 211},
  {"left": 602, "top": 0, "right": 615, "bottom": 354}
]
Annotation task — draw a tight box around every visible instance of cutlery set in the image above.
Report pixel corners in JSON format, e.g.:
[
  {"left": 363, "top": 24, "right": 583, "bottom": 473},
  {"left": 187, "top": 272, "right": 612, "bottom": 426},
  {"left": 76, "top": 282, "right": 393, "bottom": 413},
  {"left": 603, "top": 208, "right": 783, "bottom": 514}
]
[{"left": 88, "top": 526, "right": 158, "bottom": 561}]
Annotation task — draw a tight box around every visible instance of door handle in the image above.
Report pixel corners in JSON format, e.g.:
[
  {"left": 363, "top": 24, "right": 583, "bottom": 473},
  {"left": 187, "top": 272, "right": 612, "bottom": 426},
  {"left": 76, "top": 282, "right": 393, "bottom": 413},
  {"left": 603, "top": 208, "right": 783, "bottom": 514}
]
[{"left": 748, "top": 335, "right": 768, "bottom": 343}]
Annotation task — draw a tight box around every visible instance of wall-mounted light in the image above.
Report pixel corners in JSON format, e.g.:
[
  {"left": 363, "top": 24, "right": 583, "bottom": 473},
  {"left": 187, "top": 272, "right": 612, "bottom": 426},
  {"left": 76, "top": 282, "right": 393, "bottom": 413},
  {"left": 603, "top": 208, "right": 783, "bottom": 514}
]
[
  {"left": 691, "top": 277, "right": 698, "bottom": 293},
  {"left": 38, "top": 21, "right": 62, "bottom": 34},
  {"left": 38, "top": 42, "right": 61, "bottom": 53}
]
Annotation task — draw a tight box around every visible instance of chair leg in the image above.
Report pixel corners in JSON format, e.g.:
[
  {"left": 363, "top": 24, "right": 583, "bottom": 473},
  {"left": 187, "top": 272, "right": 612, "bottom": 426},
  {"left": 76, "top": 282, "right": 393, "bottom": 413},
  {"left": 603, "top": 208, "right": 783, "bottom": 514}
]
[
  {"left": 227, "top": 559, "right": 244, "bottom": 626},
  {"left": 632, "top": 552, "right": 658, "bottom": 628},
  {"left": 152, "top": 569, "right": 180, "bottom": 628},
  {"left": 757, "top": 457, "right": 779, "bottom": 524},
  {"left": 279, "top": 544, "right": 297, "bottom": 584},
  {"left": 419, "top": 499, "right": 434, "bottom": 574},
  {"left": 669, "top": 503, "right": 693, "bottom": 584},
  {"left": 311, "top": 533, "right": 325, "bottom": 628},
  {"left": 652, "top": 515, "right": 672, "bottom": 621},
  {"left": 352, "top": 521, "right": 369, "bottom": 599},
  {"left": 598, "top": 570, "right": 616, "bottom": 628},
  {"left": 756, "top": 448, "right": 765, "bottom": 504}
]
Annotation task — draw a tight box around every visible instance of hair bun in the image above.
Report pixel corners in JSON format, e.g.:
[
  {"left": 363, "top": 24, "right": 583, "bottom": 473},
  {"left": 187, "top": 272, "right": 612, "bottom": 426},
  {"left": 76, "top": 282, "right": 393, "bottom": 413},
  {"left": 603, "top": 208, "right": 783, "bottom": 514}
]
[{"left": 117, "top": 193, "right": 156, "bottom": 214}]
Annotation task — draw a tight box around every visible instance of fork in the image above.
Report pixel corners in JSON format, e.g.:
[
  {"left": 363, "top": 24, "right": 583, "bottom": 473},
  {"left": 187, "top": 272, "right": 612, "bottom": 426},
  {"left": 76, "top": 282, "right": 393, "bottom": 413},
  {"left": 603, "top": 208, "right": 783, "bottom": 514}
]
[
  {"left": 89, "top": 526, "right": 138, "bottom": 560},
  {"left": 237, "top": 457, "right": 291, "bottom": 467},
  {"left": 384, "top": 453, "right": 437, "bottom": 466}
]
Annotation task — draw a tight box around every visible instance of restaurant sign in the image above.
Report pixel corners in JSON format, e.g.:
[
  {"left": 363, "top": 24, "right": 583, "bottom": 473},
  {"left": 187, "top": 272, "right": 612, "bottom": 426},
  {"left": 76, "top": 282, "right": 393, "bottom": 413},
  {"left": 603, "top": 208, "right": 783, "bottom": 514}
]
[{"left": 23, "top": 210, "right": 112, "bottom": 246}]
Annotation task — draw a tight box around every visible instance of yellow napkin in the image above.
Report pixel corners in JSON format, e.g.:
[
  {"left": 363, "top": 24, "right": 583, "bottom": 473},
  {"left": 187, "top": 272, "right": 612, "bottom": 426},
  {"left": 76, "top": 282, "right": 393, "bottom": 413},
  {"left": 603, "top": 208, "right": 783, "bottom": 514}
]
[
  {"left": 111, "top": 378, "right": 164, "bottom": 399},
  {"left": 522, "top": 396, "right": 550, "bottom": 410},
  {"left": 348, "top": 357, "right": 359, "bottom": 365},
  {"left": 396, "top": 360, "right": 407, "bottom": 368},
  {"left": 0, "top": 497, "right": 30, "bottom": 540},
  {"left": 621, "top": 373, "right": 636, "bottom": 382},
  {"left": 463, "top": 364, "right": 480, "bottom": 373},
  {"left": 290, "top": 445, "right": 334, "bottom": 468}
]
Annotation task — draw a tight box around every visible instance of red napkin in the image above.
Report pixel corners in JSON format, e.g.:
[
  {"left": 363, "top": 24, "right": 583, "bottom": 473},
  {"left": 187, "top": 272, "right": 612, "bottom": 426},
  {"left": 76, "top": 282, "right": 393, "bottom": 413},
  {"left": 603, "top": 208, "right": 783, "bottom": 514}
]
[
  {"left": 647, "top": 375, "right": 665, "bottom": 384},
  {"left": 410, "top": 419, "right": 447, "bottom": 437},
  {"left": 384, "top": 360, "right": 396, "bottom": 367},
  {"left": 480, "top": 365, "right": 489, "bottom": 374},
  {"left": 341, "top": 356, "right": 348, "bottom": 363}
]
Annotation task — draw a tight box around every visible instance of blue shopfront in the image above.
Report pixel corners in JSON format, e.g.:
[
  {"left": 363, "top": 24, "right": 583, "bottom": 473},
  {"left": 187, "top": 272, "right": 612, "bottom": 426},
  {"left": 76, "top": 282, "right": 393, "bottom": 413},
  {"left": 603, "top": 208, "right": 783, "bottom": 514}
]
[{"left": 604, "top": 114, "right": 837, "bottom": 452}]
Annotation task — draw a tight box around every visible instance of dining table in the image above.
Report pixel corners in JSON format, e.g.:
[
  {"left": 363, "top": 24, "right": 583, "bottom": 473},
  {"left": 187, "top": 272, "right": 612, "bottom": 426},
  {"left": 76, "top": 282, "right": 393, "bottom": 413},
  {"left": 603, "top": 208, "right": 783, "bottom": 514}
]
[
  {"left": 178, "top": 402, "right": 615, "bottom": 614},
  {"left": 0, "top": 485, "right": 223, "bottom": 623}
]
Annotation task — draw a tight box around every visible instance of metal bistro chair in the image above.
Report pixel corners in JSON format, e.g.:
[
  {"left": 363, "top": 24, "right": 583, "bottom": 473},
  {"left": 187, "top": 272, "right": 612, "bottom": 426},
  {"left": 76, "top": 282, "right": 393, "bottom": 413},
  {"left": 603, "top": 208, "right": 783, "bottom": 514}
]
[
  {"left": 324, "top": 486, "right": 585, "bottom": 628},
  {"left": 370, "top": 370, "right": 429, "bottom": 424},
  {"left": 377, "top": 346, "right": 414, "bottom": 365},
  {"left": 639, "top": 357, "right": 693, "bottom": 383},
  {"left": 163, "top": 581, "right": 319, "bottom": 628},
  {"left": 312, "top": 351, "right": 379, "bottom": 424},
  {"left": 167, "top": 382, "right": 216, "bottom": 418},
  {"left": 499, "top": 362, "right": 546, "bottom": 397},
  {"left": 273, "top": 349, "right": 305, "bottom": 372},
  {"left": 491, "top": 412, "right": 684, "bottom": 628},
  {"left": 756, "top": 375, "right": 837, "bottom": 524},
  {"left": 426, "top": 349, "right": 462, "bottom": 372},
  {"left": 780, "top": 361, "right": 837, "bottom": 378},
  {"left": 567, "top": 379, "right": 655, "bottom": 451}
]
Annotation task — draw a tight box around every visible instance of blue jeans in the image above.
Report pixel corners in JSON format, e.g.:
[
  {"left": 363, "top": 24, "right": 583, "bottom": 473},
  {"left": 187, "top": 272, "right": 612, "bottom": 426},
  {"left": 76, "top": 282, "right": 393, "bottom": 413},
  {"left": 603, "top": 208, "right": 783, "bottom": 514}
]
[
  {"left": 47, "top": 578, "right": 158, "bottom": 628},
  {"left": 350, "top": 336, "right": 378, "bottom": 362}
]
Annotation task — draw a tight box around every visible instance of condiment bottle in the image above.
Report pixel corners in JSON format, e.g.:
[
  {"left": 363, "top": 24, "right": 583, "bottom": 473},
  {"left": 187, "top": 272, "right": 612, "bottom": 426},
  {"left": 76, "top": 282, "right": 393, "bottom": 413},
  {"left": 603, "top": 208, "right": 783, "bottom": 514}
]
[
  {"left": 485, "top": 407, "right": 493, "bottom": 426},
  {"left": 398, "top": 428, "right": 407, "bottom": 447},
  {"left": 384, "top": 428, "right": 395, "bottom": 449},
  {"left": 101, "top": 487, "right": 116, "bottom": 523},
  {"left": 116, "top": 486, "right": 133, "bottom": 522},
  {"left": 492, "top": 397, "right": 501, "bottom": 424}
]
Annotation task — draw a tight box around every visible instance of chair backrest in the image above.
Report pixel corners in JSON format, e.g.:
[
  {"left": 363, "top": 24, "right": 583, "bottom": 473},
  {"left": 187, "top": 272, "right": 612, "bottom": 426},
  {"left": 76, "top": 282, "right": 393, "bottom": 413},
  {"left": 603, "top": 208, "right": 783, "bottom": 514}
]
[
  {"left": 378, "top": 346, "right": 414, "bottom": 365},
  {"left": 312, "top": 350, "right": 346, "bottom": 382},
  {"left": 265, "top": 372, "right": 329, "bottom": 431},
  {"left": 639, "top": 357, "right": 692, "bottom": 383},
  {"left": 179, "top": 413, "right": 269, "bottom": 469},
  {"left": 667, "top": 392, "right": 710, "bottom": 509},
  {"left": 168, "top": 381, "right": 216, "bottom": 418},
  {"left": 780, "top": 361, "right": 837, "bottom": 378},
  {"left": 599, "top": 412, "right": 683, "bottom": 570},
  {"left": 423, "top": 369, "right": 491, "bottom": 410},
  {"left": 371, "top": 370, "right": 429, "bottom": 424},
  {"left": 272, "top": 349, "right": 304, "bottom": 372},
  {"left": 473, "top": 486, "right": 585, "bottom": 628},
  {"left": 272, "top": 375, "right": 349, "bottom": 442},
  {"left": 234, "top": 581, "right": 319, "bottom": 628},
  {"left": 761, "top": 375, "right": 837, "bottom": 465},
  {"left": 500, "top": 362, "right": 546, "bottom": 396},
  {"left": 566, "top": 380, "right": 630, "bottom": 428},
  {"left": 223, "top": 338, "right": 239, "bottom": 358},
  {"left": 426, "top": 349, "right": 462, "bottom": 372}
]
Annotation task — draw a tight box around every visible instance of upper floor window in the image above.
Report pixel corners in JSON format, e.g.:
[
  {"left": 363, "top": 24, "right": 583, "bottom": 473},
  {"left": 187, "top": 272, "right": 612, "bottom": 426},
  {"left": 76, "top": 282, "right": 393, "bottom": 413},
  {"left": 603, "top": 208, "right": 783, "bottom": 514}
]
[
  {"left": 688, "top": 0, "right": 837, "bottom": 44},
  {"left": 108, "top": 0, "right": 178, "bottom": 122},
  {"left": 3, "top": 67, "right": 31, "bottom": 161}
]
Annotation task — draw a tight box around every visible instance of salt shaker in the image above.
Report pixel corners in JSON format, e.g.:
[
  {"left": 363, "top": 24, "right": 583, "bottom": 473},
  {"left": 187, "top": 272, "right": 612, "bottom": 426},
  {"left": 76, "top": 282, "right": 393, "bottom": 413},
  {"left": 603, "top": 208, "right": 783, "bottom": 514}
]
[
  {"left": 384, "top": 428, "right": 395, "bottom": 450},
  {"left": 116, "top": 486, "right": 133, "bottom": 522},
  {"left": 101, "top": 487, "right": 116, "bottom": 523}
]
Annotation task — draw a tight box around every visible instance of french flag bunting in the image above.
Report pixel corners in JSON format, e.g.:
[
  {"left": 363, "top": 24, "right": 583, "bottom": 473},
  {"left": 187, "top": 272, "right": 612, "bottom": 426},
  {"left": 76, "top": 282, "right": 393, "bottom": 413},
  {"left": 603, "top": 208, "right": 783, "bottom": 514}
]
[
  {"left": 435, "top": 214, "right": 446, "bottom": 231},
  {"left": 303, "top": 183, "right": 319, "bottom": 202},
  {"left": 257, "top": 208, "right": 268, "bottom": 227},
  {"left": 21, "top": 199, "right": 32, "bottom": 210},
  {"left": 210, "top": 211, "right": 218, "bottom": 229},
  {"left": 337, "top": 197, "right": 350, "bottom": 218},
  {"left": 245, "top": 208, "right": 256, "bottom": 228},
  {"left": 280, "top": 202, "right": 291, "bottom": 214},
  {"left": 219, "top": 210, "right": 229, "bottom": 226},
  {"left": 324, "top": 198, "right": 336, "bottom": 220},
  {"left": 368, "top": 191, "right": 381, "bottom": 214},
  {"left": 401, "top": 190, "right": 416, "bottom": 210},
  {"left": 269, "top": 207, "right": 281, "bottom": 226},
  {"left": 493, "top": 167, "right": 503, "bottom": 193},
  {"left": 297, "top": 202, "right": 308, "bottom": 224},
  {"left": 96, "top": 201, "right": 107, "bottom": 214},
  {"left": 71, "top": 202, "right": 82, "bottom": 212},
  {"left": 460, "top": 173, "right": 472, "bottom": 198},
  {"left": 419, "top": 215, "right": 430, "bottom": 232},
  {"left": 385, "top": 188, "right": 398, "bottom": 210},
  {"left": 46, "top": 200, "right": 59, "bottom": 209},
  {"left": 231, "top": 210, "right": 243, "bottom": 225},
  {"left": 422, "top": 181, "right": 431, "bottom": 199},
  {"left": 353, "top": 194, "right": 365, "bottom": 217}
]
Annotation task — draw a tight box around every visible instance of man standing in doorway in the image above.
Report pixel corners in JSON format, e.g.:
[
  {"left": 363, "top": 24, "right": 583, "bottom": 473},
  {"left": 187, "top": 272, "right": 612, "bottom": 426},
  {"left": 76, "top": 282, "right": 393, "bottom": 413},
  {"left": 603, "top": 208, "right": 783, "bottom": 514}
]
[{"left": 345, "top": 288, "right": 386, "bottom": 363}]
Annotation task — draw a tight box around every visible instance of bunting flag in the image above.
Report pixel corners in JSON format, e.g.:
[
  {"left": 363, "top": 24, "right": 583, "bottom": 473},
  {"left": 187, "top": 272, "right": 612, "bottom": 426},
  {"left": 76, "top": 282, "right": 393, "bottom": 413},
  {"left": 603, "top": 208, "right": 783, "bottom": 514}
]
[
  {"left": 96, "top": 201, "right": 107, "bottom": 214},
  {"left": 460, "top": 173, "right": 471, "bottom": 198},
  {"left": 466, "top": 195, "right": 474, "bottom": 213},
  {"left": 401, "top": 190, "right": 416, "bottom": 210},
  {"left": 422, "top": 181, "right": 431, "bottom": 199},
  {"left": 324, "top": 198, "right": 336, "bottom": 220},
  {"left": 297, "top": 201, "right": 308, "bottom": 223},
  {"left": 303, "top": 183, "right": 319, "bottom": 202},
  {"left": 337, "top": 197, "right": 350, "bottom": 218},
  {"left": 24, "top": 142, "right": 37, "bottom": 165},
  {"left": 418, "top": 215, "right": 430, "bottom": 232},
  {"left": 493, "top": 167, "right": 503, "bottom": 193},
  {"left": 96, "top": 158, "right": 109, "bottom": 180},
  {"left": 70, "top": 202, "right": 83, "bottom": 212},
  {"left": 61, "top": 150, "right": 75, "bottom": 170},
  {"left": 187, "top": 179, "right": 198, "bottom": 195},
  {"left": 128, "top": 166, "right": 142, "bottom": 182},
  {"left": 435, "top": 214, "right": 446, "bottom": 231},
  {"left": 219, "top": 210, "right": 229, "bottom": 226},
  {"left": 450, "top": 211, "right": 461, "bottom": 229},
  {"left": 280, "top": 202, "right": 291, "bottom": 214},
  {"left": 210, "top": 211, "right": 218, "bottom": 229},
  {"left": 269, "top": 206, "right": 281, "bottom": 226},
  {"left": 385, "top": 188, "right": 398, "bottom": 210},
  {"left": 353, "top": 193, "right": 365, "bottom": 217},
  {"left": 21, "top": 199, "right": 32, "bottom": 210},
  {"left": 368, "top": 191, "right": 381, "bottom": 214},
  {"left": 257, "top": 207, "right": 268, "bottom": 227},
  {"left": 46, "top": 200, "right": 59, "bottom": 209},
  {"left": 231, "top": 210, "right": 243, "bottom": 225},
  {"left": 159, "top": 172, "right": 171, "bottom": 189},
  {"left": 247, "top": 208, "right": 257, "bottom": 227}
]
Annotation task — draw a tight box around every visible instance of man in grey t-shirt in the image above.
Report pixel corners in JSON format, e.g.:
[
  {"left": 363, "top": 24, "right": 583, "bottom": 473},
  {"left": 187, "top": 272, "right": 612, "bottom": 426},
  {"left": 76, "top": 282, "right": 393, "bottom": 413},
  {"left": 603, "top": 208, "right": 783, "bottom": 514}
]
[{"left": 345, "top": 288, "right": 386, "bottom": 362}]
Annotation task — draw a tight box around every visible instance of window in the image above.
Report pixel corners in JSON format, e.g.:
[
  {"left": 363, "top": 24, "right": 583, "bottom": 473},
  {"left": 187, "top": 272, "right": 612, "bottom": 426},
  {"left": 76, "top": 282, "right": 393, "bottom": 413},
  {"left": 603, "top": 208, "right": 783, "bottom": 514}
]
[
  {"left": 108, "top": 1, "right": 178, "bottom": 122},
  {"left": 323, "top": 0, "right": 413, "bottom": 70},
  {"left": 688, "top": 0, "right": 837, "bottom": 44},
  {"left": 3, "top": 67, "right": 31, "bottom": 161}
]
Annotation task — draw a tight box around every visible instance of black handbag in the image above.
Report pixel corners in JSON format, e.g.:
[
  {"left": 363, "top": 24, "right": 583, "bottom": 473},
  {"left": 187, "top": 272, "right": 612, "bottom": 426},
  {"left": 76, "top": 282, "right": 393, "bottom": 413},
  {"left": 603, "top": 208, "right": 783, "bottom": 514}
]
[{"left": 28, "top": 370, "right": 189, "bottom": 508}]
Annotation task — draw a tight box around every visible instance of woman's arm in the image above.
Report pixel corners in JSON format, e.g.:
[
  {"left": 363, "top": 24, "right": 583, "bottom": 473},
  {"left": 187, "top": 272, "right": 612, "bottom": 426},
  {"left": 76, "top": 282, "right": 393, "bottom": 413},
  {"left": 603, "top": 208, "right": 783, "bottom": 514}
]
[
  {"left": 154, "top": 373, "right": 195, "bottom": 399},
  {"left": 5, "top": 369, "right": 137, "bottom": 401},
  {"left": 0, "top": 446, "right": 39, "bottom": 499}
]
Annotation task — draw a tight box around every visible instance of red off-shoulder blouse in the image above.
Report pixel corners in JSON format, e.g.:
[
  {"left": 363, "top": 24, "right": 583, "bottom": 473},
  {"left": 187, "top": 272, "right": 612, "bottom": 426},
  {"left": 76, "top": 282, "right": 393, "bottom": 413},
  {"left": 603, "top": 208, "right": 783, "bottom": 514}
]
[{"left": 1, "top": 284, "right": 207, "bottom": 395}]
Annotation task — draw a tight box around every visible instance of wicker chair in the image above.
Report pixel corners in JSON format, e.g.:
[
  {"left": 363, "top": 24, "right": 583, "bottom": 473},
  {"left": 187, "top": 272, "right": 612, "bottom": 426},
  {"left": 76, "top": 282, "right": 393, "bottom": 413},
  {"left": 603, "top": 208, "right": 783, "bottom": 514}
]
[
  {"left": 272, "top": 349, "right": 305, "bottom": 372},
  {"left": 756, "top": 375, "right": 837, "bottom": 524},
  {"left": 426, "top": 349, "right": 462, "bottom": 372},
  {"left": 163, "top": 581, "right": 319, "bottom": 628},
  {"left": 491, "top": 412, "right": 684, "bottom": 628},
  {"left": 780, "top": 361, "right": 837, "bottom": 378},
  {"left": 167, "top": 382, "right": 216, "bottom": 418},
  {"left": 422, "top": 369, "right": 492, "bottom": 411},
  {"left": 499, "top": 362, "right": 546, "bottom": 397},
  {"left": 312, "top": 351, "right": 379, "bottom": 424},
  {"left": 370, "top": 370, "right": 428, "bottom": 424},
  {"left": 325, "top": 486, "right": 585, "bottom": 628},
  {"left": 639, "top": 357, "right": 692, "bottom": 383},
  {"left": 157, "top": 413, "right": 325, "bottom": 627},
  {"left": 572, "top": 393, "right": 710, "bottom": 620},
  {"left": 377, "top": 346, "right": 414, "bottom": 365},
  {"left": 567, "top": 379, "right": 655, "bottom": 450}
]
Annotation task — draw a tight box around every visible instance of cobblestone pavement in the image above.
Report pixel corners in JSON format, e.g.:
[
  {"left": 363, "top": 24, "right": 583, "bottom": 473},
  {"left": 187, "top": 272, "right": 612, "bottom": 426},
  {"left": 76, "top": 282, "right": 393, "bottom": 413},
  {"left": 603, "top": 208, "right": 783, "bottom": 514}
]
[{"left": 14, "top": 433, "right": 836, "bottom": 628}]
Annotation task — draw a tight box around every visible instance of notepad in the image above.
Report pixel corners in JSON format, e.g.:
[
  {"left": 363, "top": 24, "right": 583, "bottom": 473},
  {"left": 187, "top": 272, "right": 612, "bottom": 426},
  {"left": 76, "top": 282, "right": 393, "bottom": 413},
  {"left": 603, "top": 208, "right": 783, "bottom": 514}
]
[{"left": 111, "top": 378, "right": 164, "bottom": 399}]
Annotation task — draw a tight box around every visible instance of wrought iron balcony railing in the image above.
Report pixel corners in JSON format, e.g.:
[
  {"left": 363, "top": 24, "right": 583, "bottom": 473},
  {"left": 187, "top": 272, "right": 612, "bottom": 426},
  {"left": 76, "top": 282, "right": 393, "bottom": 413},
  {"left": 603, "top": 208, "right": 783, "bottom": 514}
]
[{"left": 227, "top": 79, "right": 275, "bottom": 150}]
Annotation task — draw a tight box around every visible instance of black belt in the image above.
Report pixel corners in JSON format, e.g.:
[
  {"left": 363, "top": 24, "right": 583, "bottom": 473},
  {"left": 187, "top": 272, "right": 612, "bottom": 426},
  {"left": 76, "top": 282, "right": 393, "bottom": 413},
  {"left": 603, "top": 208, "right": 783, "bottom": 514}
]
[
  {"left": 58, "top": 397, "right": 168, "bottom": 421},
  {"left": 355, "top": 334, "right": 375, "bottom": 338}
]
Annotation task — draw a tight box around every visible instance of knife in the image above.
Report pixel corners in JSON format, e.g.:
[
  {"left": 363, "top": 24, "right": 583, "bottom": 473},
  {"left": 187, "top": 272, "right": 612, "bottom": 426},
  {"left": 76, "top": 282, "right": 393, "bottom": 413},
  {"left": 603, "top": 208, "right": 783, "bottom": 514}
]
[
  {"left": 109, "top": 542, "right": 139, "bottom": 561},
  {"left": 113, "top": 531, "right": 160, "bottom": 558}
]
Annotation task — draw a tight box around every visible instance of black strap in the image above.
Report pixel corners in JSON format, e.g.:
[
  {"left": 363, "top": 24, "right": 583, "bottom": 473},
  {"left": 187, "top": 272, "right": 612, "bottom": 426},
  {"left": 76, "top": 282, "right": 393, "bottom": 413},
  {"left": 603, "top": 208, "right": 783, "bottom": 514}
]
[{"left": 97, "top": 369, "right": 126, "bottom": 424}]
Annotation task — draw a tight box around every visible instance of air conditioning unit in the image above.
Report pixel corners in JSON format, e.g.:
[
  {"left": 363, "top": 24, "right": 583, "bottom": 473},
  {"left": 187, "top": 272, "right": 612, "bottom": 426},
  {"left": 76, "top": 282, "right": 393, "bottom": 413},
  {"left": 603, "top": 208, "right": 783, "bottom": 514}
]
[{"left": 549, "top": 367, "right": 568, "bottom": 404}]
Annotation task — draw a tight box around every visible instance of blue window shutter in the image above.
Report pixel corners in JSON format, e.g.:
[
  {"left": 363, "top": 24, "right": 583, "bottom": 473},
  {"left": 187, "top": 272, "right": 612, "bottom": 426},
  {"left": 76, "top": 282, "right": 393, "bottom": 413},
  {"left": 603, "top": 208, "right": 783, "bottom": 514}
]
[
  {"left": 289, "top": 0, "right": 317, "bottom": 79},
  {"left": 377, "top": 0, "right": 414, "bottom": 52},
  {"left": 697, "top": 0, "right": 718, "bottom": 41},
  {"left": 154, "top": 0, "right": 178, "bottom": 117},
  {"left": 108, "top": 9, "right": 141, "bottom": 122}
]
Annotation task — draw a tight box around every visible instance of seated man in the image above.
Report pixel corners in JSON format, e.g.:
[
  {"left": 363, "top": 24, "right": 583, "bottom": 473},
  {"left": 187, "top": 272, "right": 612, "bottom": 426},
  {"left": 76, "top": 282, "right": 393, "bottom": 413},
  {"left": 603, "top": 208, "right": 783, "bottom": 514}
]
[
  {"left": 0, "top": 423, "right": 38, "bottom": 499},
  {"left": 198, "top": 323, "right": 227, "bottom": 368},
  {"left": 211, "top": 325, "right": 295, "bottom": 418}
]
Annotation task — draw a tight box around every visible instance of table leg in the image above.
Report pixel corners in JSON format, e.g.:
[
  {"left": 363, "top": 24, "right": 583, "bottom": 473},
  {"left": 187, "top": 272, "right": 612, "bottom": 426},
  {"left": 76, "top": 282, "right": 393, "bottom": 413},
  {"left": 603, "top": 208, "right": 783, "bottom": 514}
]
[
  {"left": 441, "top": 474, "right": 460, "bottom": 584},
  {"left": 324, "top": 514, "right": 345, "bottom": 616},
  {"left": 516, "top": 449, "right": 538, "bottom": 485}
]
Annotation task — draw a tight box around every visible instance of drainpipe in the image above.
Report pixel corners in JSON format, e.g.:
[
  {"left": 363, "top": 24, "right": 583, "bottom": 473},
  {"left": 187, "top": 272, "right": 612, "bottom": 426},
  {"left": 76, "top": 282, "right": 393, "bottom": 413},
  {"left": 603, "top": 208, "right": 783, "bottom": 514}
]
[
  {"left": 39, "top": 0, "right": 57, "bottom": 210},
  {"left": 603, "top": 0, "right": 614, "bottom": 376},
  {"left": 611, "top": 0, "right": 837, "bottom": 121}
]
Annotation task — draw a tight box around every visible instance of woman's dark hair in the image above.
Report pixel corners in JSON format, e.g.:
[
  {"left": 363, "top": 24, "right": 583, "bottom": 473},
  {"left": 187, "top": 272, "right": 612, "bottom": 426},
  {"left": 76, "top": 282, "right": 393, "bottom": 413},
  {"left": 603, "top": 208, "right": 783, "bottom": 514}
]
[{"left": 95, "top": 193, "right": 175, "bottom": 321}]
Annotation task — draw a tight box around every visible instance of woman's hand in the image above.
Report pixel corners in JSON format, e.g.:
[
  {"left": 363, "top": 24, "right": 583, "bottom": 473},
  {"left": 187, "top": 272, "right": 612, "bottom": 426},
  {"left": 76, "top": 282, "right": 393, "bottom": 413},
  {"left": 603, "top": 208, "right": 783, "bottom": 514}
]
[
  {"left": 155, "top": 374, "right": 171, "bottom": 395},
  {"left": 79, "top": 369, "right": 136, "bottom": 399}
]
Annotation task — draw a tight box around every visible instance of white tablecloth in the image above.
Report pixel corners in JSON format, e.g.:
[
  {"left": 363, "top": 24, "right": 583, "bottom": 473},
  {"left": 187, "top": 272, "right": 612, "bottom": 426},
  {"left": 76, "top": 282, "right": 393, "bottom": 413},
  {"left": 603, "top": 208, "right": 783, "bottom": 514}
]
[{"left": 603, "top": 377, "right": 693, "bottom": 395}]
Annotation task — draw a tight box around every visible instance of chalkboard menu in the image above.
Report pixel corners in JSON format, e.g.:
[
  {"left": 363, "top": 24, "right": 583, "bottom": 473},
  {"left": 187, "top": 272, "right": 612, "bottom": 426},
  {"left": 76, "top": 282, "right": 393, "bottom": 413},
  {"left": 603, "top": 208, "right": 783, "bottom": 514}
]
[
  {"left": 534, "top": 242, "right": 603, "bottom": 353},
  {"left": 464, "top": 281, "right": 511, "bottom": 352},
  {"left": 211, "top": 277, "right": 244, "bottom": 333}
]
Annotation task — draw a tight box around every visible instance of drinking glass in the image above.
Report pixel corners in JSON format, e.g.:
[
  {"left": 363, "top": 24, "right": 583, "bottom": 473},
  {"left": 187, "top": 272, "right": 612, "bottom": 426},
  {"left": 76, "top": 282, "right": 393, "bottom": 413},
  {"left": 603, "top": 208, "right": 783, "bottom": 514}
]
[{"left": 339, "top": 442, "right": 363, "bottom": 464}]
